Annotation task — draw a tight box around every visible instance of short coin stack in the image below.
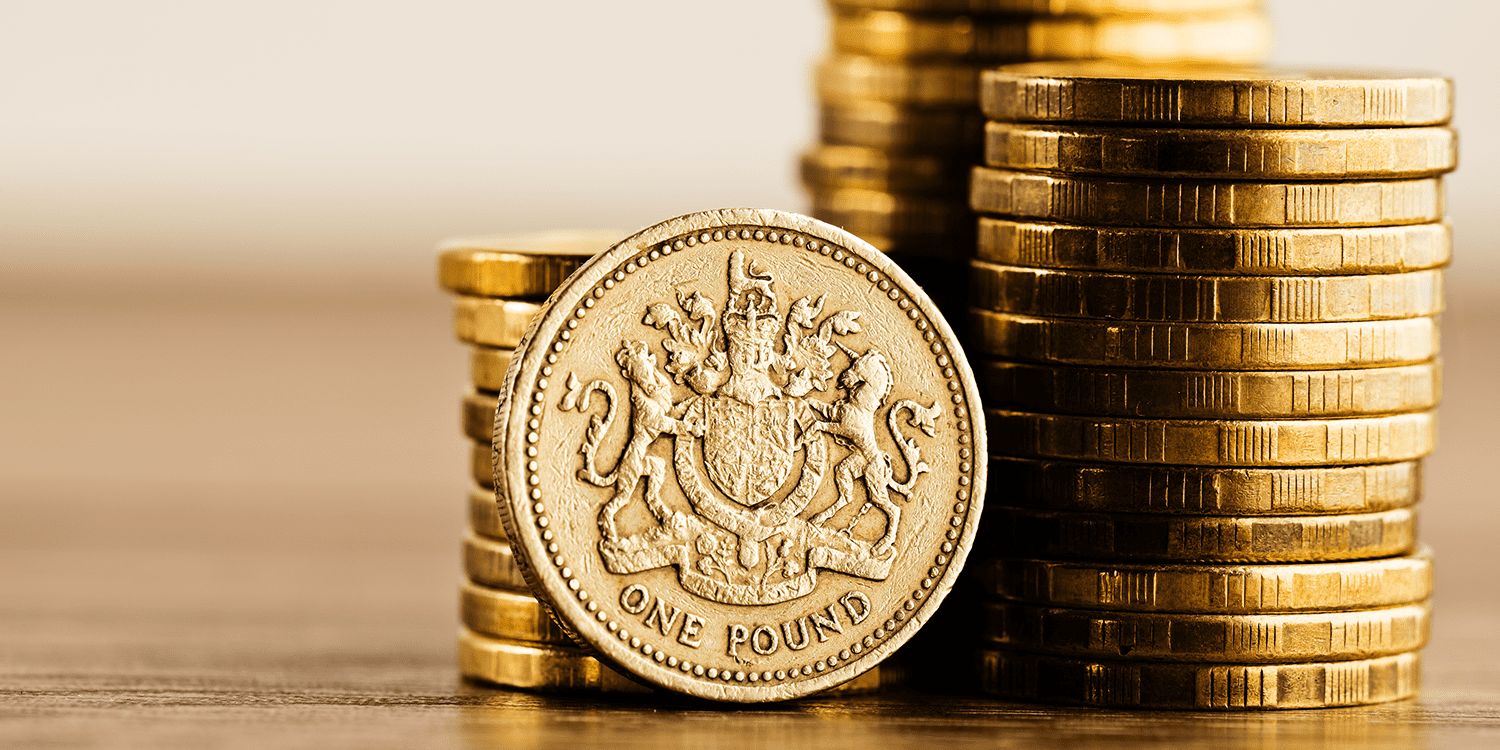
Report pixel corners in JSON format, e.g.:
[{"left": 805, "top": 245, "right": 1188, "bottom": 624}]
[
  {"left": 803, "top": 0, "right": 1271, "bottom": 313},
  {"left": 439, "top": 230, "right": 894, "bottom": 696},
  {"left": 967, "top": 62, "right": 1455, "bottom": 708}
]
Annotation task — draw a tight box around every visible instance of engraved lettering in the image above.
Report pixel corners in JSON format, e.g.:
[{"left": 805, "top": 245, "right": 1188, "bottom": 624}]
[
  {"left": 644, "top": 597, "right": 681, "bottom": 637},
  {"left": 840, "top": 592, "right": 872, "bottom": 624},
  {"left": 620, "top": 584, "right": 649, "bottom": 614},
  {"left": 678, "top": 612, "right": 705, "bottom": 648},
  {"left": 750, "top": 625, "right": 780, "bottom": 655},
  {"left": 782, "top": 617, "right": 811, "bottom": 650},
  {"left": 726, "top": 624, "right": 749, "bottom": 658},
  {"left": 809, "top": 605, "right": 845, "bottom": 641}
]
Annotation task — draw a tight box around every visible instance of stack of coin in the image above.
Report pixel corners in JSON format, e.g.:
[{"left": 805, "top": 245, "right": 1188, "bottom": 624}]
[
  {"left": 439, "top": 229, "right": 898, "bottom": 696},
  {"left": 803, "top": 0, "right": 1272, "bottom": 312},
  {"left": 966, "top": 63, "right": 1455, "bottom": 708}
]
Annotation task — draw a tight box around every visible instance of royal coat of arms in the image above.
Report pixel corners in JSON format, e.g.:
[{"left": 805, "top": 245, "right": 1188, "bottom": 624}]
[{"left": 559, "top": 249, "right": 940, "bottom": 606}]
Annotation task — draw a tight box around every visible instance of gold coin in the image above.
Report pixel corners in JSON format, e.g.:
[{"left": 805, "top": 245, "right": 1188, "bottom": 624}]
[
  {"left": 493, "top": 209, "right": 985, "bottom": 701},
  {"left": 987, "top": 409, "right": 1436, "bottom": 466},
  {"left": 453, "top": 297, "right": 543, "bottom": 349},
  {"left": 470, "top": 347, "right": 514, "bottom": 392},
  {"left": 833, "top": 8, "right": 1270, "bottom": 65},
  {"left": 818, "top": 55, "right": 980, "bottom": 106},
  {"left": 986, "top": 123, "right": 1456, "bottom": 180},
  {"left": 980, "top": 62, "right": 1453, "bottom": 127},
  {"left": 469, "top": 483, "right": 506, "bottom": 540},
  {"left": 809, "top": 187, "right": 974, "bottom": 253},
  {"left": 971, "top": 168, "right": 1446, "bottom": 228},
  {"left": 460, "top": 582, "right": 573, "bottom": 644},
  {"left": 462, "top": 390, "right": 498, "bottom": 445},
  {"left": 800, "top": 145, "right": 970, "bottom": 193},
  {"left": 978, "top": 650, "right": 1420, "bottom": 709},
  {"left": 979, "top": 547, "right": 1434, "bottom": 612},
  {"left": 437, "top": 230, "right": 614, "bottom": 299},
  {"left": 471, "top": 443, "right": 494, "bottom": 492},
  {"left": 987, "top": 505, "right": 1418, "bottom": 562},
  {"left": 830, "top": 0, "right": 1259, "bottom": 13},
  {"left": 990, "top": 457, "right": 1422, "bottom": 515},
  {"left": 464, "top": 532, "right": 527, "bottom": 591},
  {"left": 457, "top": 628, "right": 893, "bottom": 695},
  {"left": 972, "top": 262, "right": 1445, "bottom": 323},
  {"left": 979, "top": 360, "right": 1441, "bottom": 419},
  {"left": 969, "top": 311, "right": 1440, "bottom": 370},
  {"left": 819, "top": 100, "right": 984, "bottom": 152},
  {"left": 983, "top": 601, "right": 1430, "bottom": 662},
  {"left": 976, "top": 218, "right": 1453, "bottom": 276}
]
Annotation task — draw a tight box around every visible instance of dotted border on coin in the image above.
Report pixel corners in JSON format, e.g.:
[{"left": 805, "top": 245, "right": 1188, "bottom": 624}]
[{"left": 517, "top": 226, "right": 979, "bottom": 687}]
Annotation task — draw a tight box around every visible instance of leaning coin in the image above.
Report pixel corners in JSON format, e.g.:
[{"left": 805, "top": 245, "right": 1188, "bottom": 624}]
[
  {"left": 987, "top": 409, "right": 1436, "bottom": 466},
  {"left": 971, "top": 262, "right": 1444, "bottom": 322},
  {"left": 976, "top": 219, "right": 1452, "bottom": 276},
  {"left": 969, "top": 311, "right": 1440, "bottom": 370},
  {"left": 801, "top": 144, "right": 971, "bottom": 193},
  {"left": 988, "top": 457, "right": 1422, "bottom": 515},
  {"left": 979, "top": 650, "right": 1420, "bottom": 709},
  {"left": 460, "top": 582, "right": 573, "bottom": 644},
  {"left": 493, "top": 208, "right": 985, "bottom": 701},
  {"left": 469, "top": 484, "right": 507, "bottom": 540},
  {"left": 984, "top": 601, "right": 1430, "bottom": 662},
  {"left": 462, "top": 390, "right": 498, "bottom": 444},
  {"left": 833, "top": 8, "right": 1269, "bottom": 65},
  {"left": 978, "top": 360, "right": 1442, "bottom": 418},
  {"left": 464, "top": 532, "right": 527, "bottom": 591},
  {"left": 471, "top": 347, "right": 514, "bottom": 392},
  {"left": 978, "top": 548, "right": 1434, "bottom": 612},
  {"left": 985, "top": 123, "right": 1457, "bottom": 180},
  {"left": 986, "top": 506, "right": 1418, "bottom": 562},
  {"left": 817, "top": 55, "right": 980, "bottom": 106},
  {"left": 454, "top": 297, "right": 543, "bottom": 349},
  {"left": 830, "top": 0, "right": 1258, "bottom": 13},
  {"left": 980, "top": 62, "right": 1453, "bottom": 127},
  {"left": 437, "top": 230, "right": 615, "bottom": 299},
  {"left": 971, "top": 168, "right": 1445, "bottom": 227},
  {"left": 819, "top": 100, "right": 984, "bottom": 152}
]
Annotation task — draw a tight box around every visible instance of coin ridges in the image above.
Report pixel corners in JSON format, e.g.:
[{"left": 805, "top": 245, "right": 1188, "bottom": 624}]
[
  {"left": 971, "top": 168, "right": 1446, "bottom": 227},
  {"left": 437, "top": 230, "right": 613, "bottom": 298},
  {"left": 801, "top": 144, "right": 970, "bottom": 193},
  {"left": 988, "top": 458, "right": 1422, "bottom": 515},
  {"left": 818, "top": 55, "right": 981, "bottom": 106},
  {"left": 976, "top": 219, "right": 1452, "bottom": 275},
  {"left": 819, "top": 101, "right": 984, "bottom": 152}
]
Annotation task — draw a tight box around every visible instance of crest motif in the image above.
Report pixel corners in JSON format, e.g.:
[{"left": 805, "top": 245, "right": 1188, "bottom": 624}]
[{"left": 560, "top": 249, "right": 941, "bottom": 605}]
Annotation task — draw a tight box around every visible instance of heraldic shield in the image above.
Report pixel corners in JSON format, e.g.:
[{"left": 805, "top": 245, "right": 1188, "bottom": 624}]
[{"left": 559, "top": 248, "right": 941, "bottom": 606}]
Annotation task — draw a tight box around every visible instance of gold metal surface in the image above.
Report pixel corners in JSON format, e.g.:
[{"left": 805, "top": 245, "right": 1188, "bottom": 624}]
[
  {"left": 809, "top": 187, "right": 973, "bottom": 248},
  {"left": 984, "top": 123, "right": 1457, "bottom": 180},
  {"left": 471, "top": 443, "right": 494, "bottom": 492},
  {"left": 469, "top": 347, "right": 514, "bottom": 392},
  {"left": 978, "top": 360, "right": 1441, "bottom": 418},
  {"left": 986, "top": 409, "right": 1436, "bottom": 466},
  {"left": 817, "top": 55, "right": 980, "bottom": 106},
  {"left": 830, "top": 0, "right": 1259, "bottom": 13},
  {"left": 988, "top": 457, "right": 1422, "bottom": 515},
  {"left": 976, "top": 218, "right": 1453, "bottom": 276},
  {"left": 971, "top": 262, "right": 1444, "bottom": 322},
  {"left": 459, "top": 582, "right": 573, "bottom": 644},
  {"left": 463, "top": 532, "right": 527, "bottom": 591},
  {"left": 978, "top": 650, "right": 1420, "bottom": 708},
  {"left": 969, "top": 310, "right": 1441, "bottom": 369},
  {"left": 453, "top": 297, "right": 543, "bottom": 349},
  {"left": 800, "top": 144, "right": 970, "bottom": 193},
  {"left": 436, "top": 230, "right": 614, "bottom": 299},
  {"left": 978, "top": 549, "right": 1434, "bottom": 612},
  {"left": 971, "top": 168, "right": 1446, "bottom": 227},
  {"left": 492, "top": 209, "right": 985, "bottom": 701},
  {"left": 819, "top": 100, "right": 984, "bottom": 152},
  {"left": 462, "top": 390, "right": 497, "bottom": 444},
  {"left": 469, "top": 483, "right": 506, "bottom": 540},
  {"left": 833, "top": 8, "right": 1269, "bottom": 64},
  {"left": 983, "top": 601, "right": 1431, "bottom": 662},
  {"left": 987, "top": 505, "right": 1418, "bottom": 562},
  {"left": 980, "top": 62, "right": 1453, "bottom": 127}
]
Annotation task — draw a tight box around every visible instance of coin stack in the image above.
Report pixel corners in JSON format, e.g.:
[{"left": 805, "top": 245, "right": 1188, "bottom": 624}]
[
  {"left": 965, "top": 62, "right": 1455, "bottom": 708},
  {"left": 803, "top": 0, "right": 1272, "bottom": 314},
  {"left": 439, "top": 230, "right": 895, "bottom": 696}
]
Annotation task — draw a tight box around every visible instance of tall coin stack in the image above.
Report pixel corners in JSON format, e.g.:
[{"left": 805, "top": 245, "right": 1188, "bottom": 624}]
[
  {"left": 968, "top": 63, "right": 1455, "bottom": 708},
  {"left": 439, "top": 231, "right": 894, "bottom": 696},
  {"left": 803, "top": 0, "right": 1271, "bottom": 317}
]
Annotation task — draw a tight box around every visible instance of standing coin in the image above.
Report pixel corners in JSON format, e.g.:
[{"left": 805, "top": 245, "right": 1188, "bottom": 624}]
[
  {"left": 980, "top": 62, "right": 1453, "bottom": 127},
  {"left": 493, "top": 209, "right": 985, "bottom": 701},
  {"left": 437, "top": 230, "right": 615, "bottom": 299},
  {"left": 976, "top": 219, "right": 1452, "bottom": 276}
]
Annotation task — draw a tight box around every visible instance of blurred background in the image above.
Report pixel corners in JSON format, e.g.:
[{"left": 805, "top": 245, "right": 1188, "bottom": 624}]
[{"left": 1, "top": 0, "right": 1496, "bottom": 706}]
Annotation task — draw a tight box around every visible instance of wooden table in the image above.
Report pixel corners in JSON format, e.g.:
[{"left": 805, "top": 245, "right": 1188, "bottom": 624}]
[{"left": 3, "top": 272, "right": 1498, "bottom": 748}]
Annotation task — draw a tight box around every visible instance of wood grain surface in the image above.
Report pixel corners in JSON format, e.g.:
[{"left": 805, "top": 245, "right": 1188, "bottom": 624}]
[{"left": 2, "top": 272, "right": 1498, "bottom": 748}]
